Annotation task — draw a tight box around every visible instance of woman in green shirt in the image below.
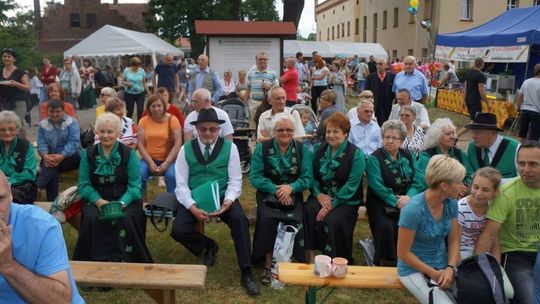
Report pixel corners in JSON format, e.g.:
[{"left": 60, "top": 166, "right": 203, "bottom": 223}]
[
  {"left": 366, "top": 120, "right": 424, "bottom": 266},
  {"left": 418, "top": 118, "right": 473, "bottom": 196},
  {"left": 305, "top": 112, "right": 366, "bottom": 263},
  {"left": 249, "top": 113, "right": 313, "bottom": 284},
  {"left": 73, "top": 112, "right": 152, "bottom": 263},
  {"left": 0, "top": 111, "right": 37, "bottom": 204}
]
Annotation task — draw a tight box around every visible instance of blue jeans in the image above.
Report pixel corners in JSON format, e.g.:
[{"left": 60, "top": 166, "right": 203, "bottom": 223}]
[
  {"left": 139, "top": 159, "right": 176, "bottom": 193},
  {"left": 533, "top": 250, "right": 540, "bottom": 304},
  {"left": 357, "top": 79, "right": 366, "bottom": 92},
  {"left": 502, "top": 251, "right": 536, "bottom": 304}
]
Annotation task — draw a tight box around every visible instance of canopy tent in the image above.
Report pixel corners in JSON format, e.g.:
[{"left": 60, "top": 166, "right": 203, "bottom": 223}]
[
  {"left": 284, "top": 40, "right": 388, "bottom": 59},
  {"left": 435, "top": 6, "right": 540, "bottom": 87},
  {"left": 64, "top": 25, "right": 182, "bottom": 66}
]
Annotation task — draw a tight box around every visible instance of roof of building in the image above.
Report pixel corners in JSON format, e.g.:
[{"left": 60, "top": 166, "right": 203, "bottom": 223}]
[
  {"left": 195, "top": 20, "right": 297, "bottom": 36},
  {"left": 109, "top": 3, "right": 149, "bottom": 32}
]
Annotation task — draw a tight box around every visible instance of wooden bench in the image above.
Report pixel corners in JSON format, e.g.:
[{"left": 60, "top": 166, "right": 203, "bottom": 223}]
[
  {"left": 278, "top": 263, "right": 403, "bottom": 304},
  {"left": 70, "top": 261, "right": 206, "bottom": 304}
]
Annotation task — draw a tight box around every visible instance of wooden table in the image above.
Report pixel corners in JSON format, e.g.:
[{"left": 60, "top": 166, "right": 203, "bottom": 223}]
[
  {"left": 71, "top": 261, "right": 207, "bottom": 304},
  {"left": 278, "top": 263, "right": 403, "bottom": 304}
]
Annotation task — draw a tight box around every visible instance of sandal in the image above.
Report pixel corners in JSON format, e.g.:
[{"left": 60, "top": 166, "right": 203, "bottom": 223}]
[{"left": 260, "top": 267, "right": 272, "bottom": 285}]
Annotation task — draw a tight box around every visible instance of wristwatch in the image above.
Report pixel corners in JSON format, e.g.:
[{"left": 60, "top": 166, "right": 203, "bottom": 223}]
[{"left": 446, "top": 264, "right": 457, "bottom": 273}]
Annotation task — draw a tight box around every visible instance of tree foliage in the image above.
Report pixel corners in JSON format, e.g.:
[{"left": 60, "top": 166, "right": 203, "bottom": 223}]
[
  {"left": 147, "top": 0, "right": 278, "bottom": 58},
  {"left": 0, "top": 9, "right": 44, "bottom": 69}
]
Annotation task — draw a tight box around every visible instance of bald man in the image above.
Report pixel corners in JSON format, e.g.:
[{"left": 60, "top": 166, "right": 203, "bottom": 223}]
[
  {"left": 280, "top": 57, "right": 299, "bottom": 107},
  {"left": 187, "top": 54, "right": 223, "bottom": 105},
  {"left": 0, "top": 171, "right": 84, "bottom": 303},
  {"left": 153, "top": 53, "right": 180, "bottom": 99},
  {"left": 392, "top": 55, "right": 429, "bottom": 104}
]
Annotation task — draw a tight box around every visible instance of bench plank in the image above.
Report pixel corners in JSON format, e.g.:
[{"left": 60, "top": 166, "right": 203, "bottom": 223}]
[
  {"left": 278, "top": 263, "right": 403, "bottom": 289},
  {"left": 70, "top": 261, "right": 207, "bottom": 290}
]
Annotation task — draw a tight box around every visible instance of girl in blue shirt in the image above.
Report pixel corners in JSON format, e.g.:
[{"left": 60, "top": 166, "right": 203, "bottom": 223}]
[{"left": 397, "top": 155, "right": 466, "bottom": 304}]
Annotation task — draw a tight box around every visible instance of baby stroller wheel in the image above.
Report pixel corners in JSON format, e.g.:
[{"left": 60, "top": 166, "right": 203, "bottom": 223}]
[{"left": 241, "top": 161, "right": 251, "bottom": 174}]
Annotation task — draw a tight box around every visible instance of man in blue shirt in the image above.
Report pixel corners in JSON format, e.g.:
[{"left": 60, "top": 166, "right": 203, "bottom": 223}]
[
  {"left": 152, "top": 54, "right": 180, "bottom": 100},
  {"left": 348, "top": 99, "right": 382, "bottom": 156},
  {"left": 392, "top": 56, "right": 429, "bottom": 104},
  {"left": 187, "top": 54, "right": 223, "bottom": 105},
  {"left": 0, "top": 171, "right": 84, "bottom": 303}
]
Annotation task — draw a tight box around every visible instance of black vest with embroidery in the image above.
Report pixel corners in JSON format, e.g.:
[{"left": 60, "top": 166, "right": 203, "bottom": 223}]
[
  {"left": 313, "top": 142, "right": 363, "bottom": 199},
  {"left": 425, "top": 147, "right": 463, "bottom": 163},
  {"left": 370, "top": 148, "right": 415, "bottom": 196},
  {"left": 262, "top": 140, "right": 303, "bottom": 185},
  {"left": 86, "top": 143, "right": 131, "bottom": 201},
  {"left": 10, "top": 138, "right": 30, "bottom": 173}
]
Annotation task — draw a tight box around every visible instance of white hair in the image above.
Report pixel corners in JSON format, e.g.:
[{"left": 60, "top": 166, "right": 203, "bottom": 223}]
[
  {"left": 423, "top": 118, "right": 456, "bottom": 150},
  {"left": 95, "top": 112, "right": 123, "bottom": 134}
]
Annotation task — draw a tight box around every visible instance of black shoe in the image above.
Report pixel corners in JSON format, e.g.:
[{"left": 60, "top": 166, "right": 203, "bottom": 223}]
[
  {"left": 201, "top": 242, "right": 219, "bottom": 267},
  {"left": 241, "top": 275, "right": 261, "bottom": 295}
]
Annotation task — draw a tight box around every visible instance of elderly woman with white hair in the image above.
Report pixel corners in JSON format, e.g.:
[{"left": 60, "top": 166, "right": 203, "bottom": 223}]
[
  {"left": 249, "top": 112, "right": 313, "bottom": 284},
  {"left": 366, "top": 120, "right": 424, "bottom": 266},
  {"left": 305, "top": 112, "right": 366, "bottom": 264},
  {"left": 418, "top": 118, "right": 473, "bottom": 195},
  {"left": 73, "top": 112, "right": 152, "bottom": 263},
  {"left": 0, "top": 111, "right": 37, "bottom": 204},
  {"left": 399, "top": 105, "right": 425, "bottom": 158},
  {"left": 397, "top": 155, "right": 465, "bottom": 304},
  {"left": 95, "top": 86, "right": 118, "bottom": 118}
]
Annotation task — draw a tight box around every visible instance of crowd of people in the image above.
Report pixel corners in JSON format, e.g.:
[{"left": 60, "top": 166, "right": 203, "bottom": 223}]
[{"left": 0, "top": 45, "right": 540, "bottom": 303}]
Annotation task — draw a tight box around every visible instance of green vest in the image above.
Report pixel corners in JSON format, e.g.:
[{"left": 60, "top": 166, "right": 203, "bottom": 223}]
[
  {"left": 467, "top": 136, "right": 519, "bottom": 178},
  {"left": 185, "top": 138, "right": 231, "bottom": 198}
]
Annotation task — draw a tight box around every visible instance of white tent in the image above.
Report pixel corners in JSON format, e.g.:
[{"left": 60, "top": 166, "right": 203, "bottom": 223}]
[
  {"left": 284, "top": 40, "right": 388, "bottom": 59},
  {"left": 64, "top": 25, "right": 183, "bottom": 66}
]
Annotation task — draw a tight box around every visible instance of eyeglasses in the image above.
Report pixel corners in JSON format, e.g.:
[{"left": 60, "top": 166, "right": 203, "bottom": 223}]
[
  {"left": 383, "top": 135, "right": 402, "bottom": 141},
  {"left": 100, "top": 93, "right": 110, "bottom": 97},
  {"left": 360, "top": 95, "right": 374, "bottom": 98},
  {"left": 362, "top": 109, "right": 374, "bottom": 113},
  {"left": 376, "top": 63, "right": 385, "bottom": 66},
  {"left": 0, "top": 127, "right": 17, "bottom": 133},
  {"left": 197, "top": 126, "right": 220, "bottom": 133},
  {"left": 399, "top": 113, "right": 412, "bottom": 117},
  {"left": 274, "top": 128, "right": 294, "bottom": 134}
]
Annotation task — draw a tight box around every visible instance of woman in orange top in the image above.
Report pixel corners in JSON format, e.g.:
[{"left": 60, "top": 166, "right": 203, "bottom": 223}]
[
  {"left": 137, "top": 94, "right": 182, "bottom": 192},
  {"left": 39, "top": 83, "right": 78, "bottom": 121}
]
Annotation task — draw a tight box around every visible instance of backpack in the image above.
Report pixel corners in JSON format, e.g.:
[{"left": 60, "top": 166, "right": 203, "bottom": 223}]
[{"left": 456, "top": 253, "right": 509, "bottom": 304}]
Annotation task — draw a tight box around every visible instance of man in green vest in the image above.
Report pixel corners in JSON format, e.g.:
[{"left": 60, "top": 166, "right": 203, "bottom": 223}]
[
  {"left": 171, "top": 108, "right": 260, "bottom": 295},
  {"left": 465, "top": 112, "right": 519, "bottom": 183}
]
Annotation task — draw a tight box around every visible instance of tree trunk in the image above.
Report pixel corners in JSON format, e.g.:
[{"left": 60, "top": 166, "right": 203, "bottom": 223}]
[{"left": 282, "top": 0, "right": 304, "bottom": 29}]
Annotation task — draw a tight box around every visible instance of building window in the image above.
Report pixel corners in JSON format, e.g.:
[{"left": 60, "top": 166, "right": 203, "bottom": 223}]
[
  {"left": 70, "top": 13, "right": 80, "bottom": 27},
  {"left": 408, "top": 49, "right": 414, "bottom": 55},
  {"left": 373, "top": 13, "right": 378, "bottom": 42},
  {"left": 355, "top": 18, "right": 359, "bottom": 35},
  {"left": 382, "top": 10, "right": 387, "bottom": 29},
  {"left": 333, "top": 9, "right": 335, "bottom": 15},
  {"left": 347, "top": 21, "right": 350, "bottom": 36},
  {"left": 461, "top": 0, "right": 473, "bottom": 19},
  {"left": 341, "top": 22, "right": 345, "bottom": 37},
  {"left": 327, "top": 28, "right": 330, "bottom": 41},
  {"left": 332, "top": 26, "right": 335, "bottom": 40},
  {"left": 392, "top": 50, "right": 398, "bottom": 60},
  {"left": 337, "top": 24, "right": 340, "bottom": 38},
  {"left": 323, "top": 14, "right": 325, "bottom": 19},
  {"left": 507, "top": 0, "right": 518, "bottom": 9},
  {"left": 363, "top": 16, "right": 367, "bottom": 43},
  {"left": 86, "top": 13, "right": 97, "bottom": 27},
  {"left": 393, "top": 7, "right": 399, "bottom": 27},
  {"left": 408, "top": 12, "right": 415, "bottom": 24},
  {"left": 535, "top": 0, "right": 540, "bottom": 5},
  {"left": 318, "top": 30, "right": 321, "bottom": 41},
  {"left": 342, "top": 5, "right": 345, "bottom": 10}
]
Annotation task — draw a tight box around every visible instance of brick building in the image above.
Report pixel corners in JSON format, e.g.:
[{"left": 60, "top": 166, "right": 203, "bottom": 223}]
[{"left": 36, "top": 0, "right": 150, "bottom": 54}]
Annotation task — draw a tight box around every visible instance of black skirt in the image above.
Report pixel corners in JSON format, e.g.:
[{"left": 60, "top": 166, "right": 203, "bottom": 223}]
[
  {"left": 304, "top": 196, "right": 358, "bottom": 263},
  {"left": 366, "top": 195, "right": 398, "bottom": 265},
  {"left": 72, "top": 201, "right": 153, "bottom": 263},
  {"left": 252, "top": 191, "right": 306, "bottom": 264}
]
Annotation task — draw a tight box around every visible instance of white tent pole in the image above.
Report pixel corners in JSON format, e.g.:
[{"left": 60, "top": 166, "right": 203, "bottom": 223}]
[{"left": 152, "top": 52, "right": 157, "bottom": 68}]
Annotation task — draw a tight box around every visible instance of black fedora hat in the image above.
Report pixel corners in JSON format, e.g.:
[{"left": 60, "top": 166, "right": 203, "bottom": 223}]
[
  {"left": 190, "top": 108, "right": 225, "bottom": 125},
  {"left": 464, "top": 113, "right": 503, "bottom": 132}
]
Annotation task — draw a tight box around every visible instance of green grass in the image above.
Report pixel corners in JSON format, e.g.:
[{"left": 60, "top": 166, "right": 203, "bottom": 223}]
[{"left": 55, "top": 98, "right": 479, "bottom": 303}]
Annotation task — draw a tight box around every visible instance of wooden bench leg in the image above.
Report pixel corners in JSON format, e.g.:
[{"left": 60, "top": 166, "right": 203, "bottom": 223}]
[{"left": 143, "top": 289, "right": 176, "bottom": 304}]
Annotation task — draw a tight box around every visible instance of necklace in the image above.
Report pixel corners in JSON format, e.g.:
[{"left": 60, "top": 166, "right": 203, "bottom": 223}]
[{"left": 3, "top": 66, "right": 15, "bottom": 79}]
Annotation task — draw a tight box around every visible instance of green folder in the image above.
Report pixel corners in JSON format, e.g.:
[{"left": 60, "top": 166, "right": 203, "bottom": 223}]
[{"left": 191, "top": 180, "right": 220, "bottom": 213}]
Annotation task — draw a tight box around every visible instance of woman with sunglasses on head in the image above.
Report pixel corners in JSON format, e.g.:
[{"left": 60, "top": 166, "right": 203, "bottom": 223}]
[
  {"left": 0, "top": 48, "right": 30, "bottom": 127},
  {"left": 249, "top": 112, "right": 313, "bottom": 284},
  {"left": 305, "top": 112, "right": 366, "bottom": 264},
  {"left": 138, "top": 94, "right": 182, "bottom": 194}
]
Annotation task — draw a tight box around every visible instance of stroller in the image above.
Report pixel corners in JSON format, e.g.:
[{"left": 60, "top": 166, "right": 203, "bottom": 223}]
[{"left": 217, "top": 97, "right": 254, "bottom": 173}]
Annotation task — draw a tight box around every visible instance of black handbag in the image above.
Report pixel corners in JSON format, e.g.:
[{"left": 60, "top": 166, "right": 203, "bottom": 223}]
[
  {"left": 145, "top": 192, "right": 179, "bottom": 232},
  {"left": 383, "top": 205, "right": 400, "bottom": 219},
  {"left": 11, "top": 182, "right": 37, "bottom": 204},
  {"left": 263, "top": 194, "right": 295, "bottom": 211}
]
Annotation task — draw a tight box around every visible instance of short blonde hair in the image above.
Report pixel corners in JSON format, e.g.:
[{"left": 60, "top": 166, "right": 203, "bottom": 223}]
[
  {"left": 95, "top": 112, "right": 123, "bottom": 135},
  {"left": 425, "top": 154, "right": 466, "bottom": 189}
]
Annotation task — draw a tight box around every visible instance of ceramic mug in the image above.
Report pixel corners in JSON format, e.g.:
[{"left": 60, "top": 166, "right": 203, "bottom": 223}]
[
  {"left": 332, "top": 257, "right": 348, "bottom": 279},
  {"left": 313, "top": 255, "right": 332, "bottom": 278}
]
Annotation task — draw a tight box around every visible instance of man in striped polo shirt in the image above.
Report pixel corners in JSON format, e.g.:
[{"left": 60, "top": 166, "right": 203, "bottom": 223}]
[{"left": 245, "top": 52, "right": 279, "bottom": 123}]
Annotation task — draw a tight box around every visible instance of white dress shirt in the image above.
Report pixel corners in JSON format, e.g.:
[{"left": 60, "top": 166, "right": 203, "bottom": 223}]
[
  {"left": 183, "top": 106, "right": 235, "bottom": 138},
  {"left": 257, "top": 107, "right": 306, "bottom": 139},
  {"left": 175, "top": 138, "right": 242, "bottom": 209},
  {"left": 348, "top": 116, "right": 382, "bottom": 156}
]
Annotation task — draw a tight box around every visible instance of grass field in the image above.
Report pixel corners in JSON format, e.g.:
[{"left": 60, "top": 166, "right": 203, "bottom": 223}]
[{"left": 53, "top": 98, "right": 497, "bottom": 304}]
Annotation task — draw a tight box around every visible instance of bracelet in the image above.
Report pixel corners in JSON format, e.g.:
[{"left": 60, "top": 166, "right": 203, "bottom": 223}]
[{"left": 446, "top": 264, "right": 457, "bottom": 273}]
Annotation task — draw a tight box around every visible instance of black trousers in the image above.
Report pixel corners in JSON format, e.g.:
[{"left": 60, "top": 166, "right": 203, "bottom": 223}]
[
  {"left": 125, "top": 92, "right": 145, "bottom": 123},
  {"left": 171, "top": 200, "right": 252, "bottom": 271},
  {"left": 37, "top": 153, "right": 80, "bottom": 201}
]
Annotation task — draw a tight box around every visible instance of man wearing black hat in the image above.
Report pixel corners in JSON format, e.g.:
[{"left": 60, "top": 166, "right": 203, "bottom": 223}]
[
  {"left": 465, "top": 113, "right": 519, "bottom": 182},
  {"left": 172, "top": 107, "right": 260, "bottom": 295}
]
